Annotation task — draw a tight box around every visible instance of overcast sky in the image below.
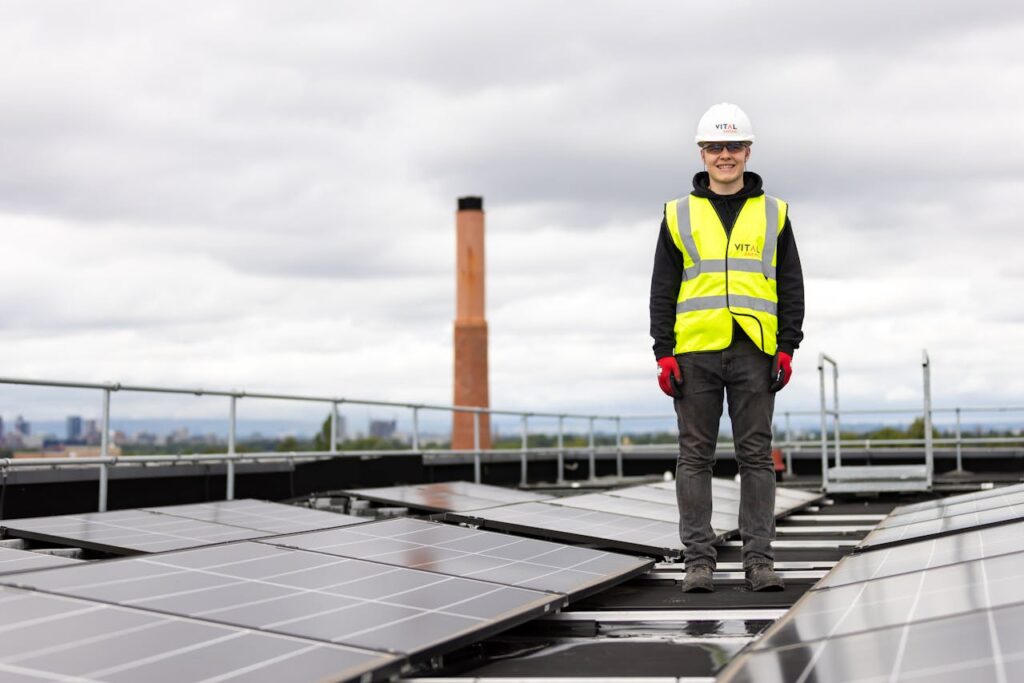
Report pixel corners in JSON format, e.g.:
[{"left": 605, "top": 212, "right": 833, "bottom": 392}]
[{"left": 2, "top": 1, "right": 1023, "bottom": 433}]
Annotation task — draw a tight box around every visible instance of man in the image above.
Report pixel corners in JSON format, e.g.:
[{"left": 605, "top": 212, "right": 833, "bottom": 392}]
[{"left": 649, "top": 103, "right": 805, "bottom": 592}]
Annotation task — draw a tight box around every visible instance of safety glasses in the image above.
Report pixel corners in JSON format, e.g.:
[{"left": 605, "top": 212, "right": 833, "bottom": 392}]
[{"left": 701, "top": 142, "right": 748, "bottom": 154}]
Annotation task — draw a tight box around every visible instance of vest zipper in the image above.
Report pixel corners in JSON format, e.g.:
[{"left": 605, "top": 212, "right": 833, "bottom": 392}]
[{"left": 715, "top": 199, "right": 766, "bottom": 352}]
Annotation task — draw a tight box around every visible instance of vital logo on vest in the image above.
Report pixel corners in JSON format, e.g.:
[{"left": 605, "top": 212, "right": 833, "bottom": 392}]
[{"left": 732, "top": 243, "right": 761, "bottom": 257}]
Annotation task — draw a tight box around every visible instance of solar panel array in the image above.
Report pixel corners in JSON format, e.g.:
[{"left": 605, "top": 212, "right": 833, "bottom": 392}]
[
  {"left": 448, "top": 501, "right": 684, "bottom": 557},
  {"left": 143, "top": 499, "right": 365, "bottom": 534},
  {"left": 447, "top": 479, "right": 821, "bottom": 558},
  {"left": 3, "top": 541, "right": 560, "bottom": 658},
  {"left": 263, "top": 517, "right": 653, "bottom": 599},
  {"left": 0, "top": 509, "right": 266, "bottom": 555},
  {"left": 0, "top": 586, "right": 400, "bottom": 683},
  {"left": 0, "top": 500, "right": 365, "bottom": 555},
  {"left": 719, "top": 485, "right": 1024, "bottom": 683},
  {"left": 857, "top": 482, "right": 1024, "bottom": 551},
  {"left": 0, "top": 494, "right": 654, "bottom": 681},
  {"left": 344, "top": 481, "right": 552, "bottom": 512}
]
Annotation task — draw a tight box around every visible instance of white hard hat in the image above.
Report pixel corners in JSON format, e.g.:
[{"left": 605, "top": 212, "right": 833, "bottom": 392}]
[{"left": 695, "top": 103, "right": 755, "bottom": 144}]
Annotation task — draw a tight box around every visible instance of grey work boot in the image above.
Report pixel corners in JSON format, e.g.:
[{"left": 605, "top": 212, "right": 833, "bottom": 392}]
[
  {"left": 745, "top": 563, "right": 785, "bottom": 592},
  {"left": 680, "top": 564, "right": 715, "bottom": 593}
]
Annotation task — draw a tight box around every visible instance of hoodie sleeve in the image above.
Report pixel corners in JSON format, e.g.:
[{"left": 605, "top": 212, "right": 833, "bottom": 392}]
[
  {"left": 775, "top": 215, "right": 805, "bottom": 355},
  {"left": 650, "top": 213, "right": 683, "bottom": 359}
]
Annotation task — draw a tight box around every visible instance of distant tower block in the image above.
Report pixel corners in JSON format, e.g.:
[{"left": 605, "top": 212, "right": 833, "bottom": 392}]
[{"left": 452, "top": 196, "right": 491, "bottom": 451}]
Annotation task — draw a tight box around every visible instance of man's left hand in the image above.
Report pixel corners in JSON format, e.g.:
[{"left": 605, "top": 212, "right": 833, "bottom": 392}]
[{"left": 769, "top": 351, "right": 792, "bottom": 392}]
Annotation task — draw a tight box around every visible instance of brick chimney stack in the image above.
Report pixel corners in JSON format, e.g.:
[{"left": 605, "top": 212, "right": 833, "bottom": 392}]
[{"left": 452, "top": 196, "right": 491, "bottom": 450}]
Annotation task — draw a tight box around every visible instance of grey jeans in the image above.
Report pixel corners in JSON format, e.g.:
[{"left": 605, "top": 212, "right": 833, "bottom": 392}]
[{"left": 673, "top": 334, "right": 777, "bottom": 569}]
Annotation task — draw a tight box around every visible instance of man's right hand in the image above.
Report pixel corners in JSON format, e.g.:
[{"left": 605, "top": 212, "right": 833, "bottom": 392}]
[{"left": 657, "top": 356, "right": 684, "bottom": 398}]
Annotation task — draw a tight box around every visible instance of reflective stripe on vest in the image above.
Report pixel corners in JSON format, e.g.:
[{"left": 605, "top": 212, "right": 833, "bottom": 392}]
[
  {"left": 664, "top": 193, "right": 787, "bottom": 355},
  {"left": 674, "top": 195, "right": 780, "bottom": 280}
]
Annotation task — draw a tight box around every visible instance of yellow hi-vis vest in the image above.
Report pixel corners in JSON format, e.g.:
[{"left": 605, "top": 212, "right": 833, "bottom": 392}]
[{"left": 664, "top": 193, "right": 787, "bottom": 356}]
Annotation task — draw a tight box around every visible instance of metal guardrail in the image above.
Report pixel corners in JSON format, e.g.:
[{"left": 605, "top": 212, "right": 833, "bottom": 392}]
[
  {"left": 2, "top": 368, "right": 1024, "bottom": 512},
  {"left": 0, "top": 376, "right": 627, "bottom": 511}
]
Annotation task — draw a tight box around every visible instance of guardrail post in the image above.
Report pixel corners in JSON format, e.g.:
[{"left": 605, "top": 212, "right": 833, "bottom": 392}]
[
  {"left": 411, "top": 406, "right": 420, "bottom": 452},
  {"left": 615, "top": 417, "right": 623, "bottom": 479},
  {"left": 588, "top": 416, "right": 596, "bottom": 481},
  {"left": 557, "top": 415, "right": 565, "bottom": 485},
  {"left": 331, "top": 401, "right": 339, "bottom": 454},
  {"left": 473, "top": 411, "right": 482, "bottom": 484},
  {"left": 784, "top": 411, "right": 793, "bottom": 476},
  {"left": 226, "top": 395, "right": 237, "bottom": 500},
  {"left": 99, "top": 386, "right": 112, "bottom": 512},
  {"left": 922, "top": 350, "right": 934, "bottom": 488},
  {"left": 955, "top": 407, "right": 964, "bottom": 472},
  {"left": 520, "top": 414, "right": 528, "bottom": 486},
  {"left": 833, "top": 362, "right": 841, "bottom": 468}
]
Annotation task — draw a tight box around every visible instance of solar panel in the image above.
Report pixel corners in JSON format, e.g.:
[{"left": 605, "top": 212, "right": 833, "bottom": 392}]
[
  {"left": 891, "top": 482, "right": 1024, "bottom": 516},
  {"left": 261, "top": 517, "right": 653, "bottom": 600},
  {"left": 754, "top": 550, "right": 1024, "bottom": 650},
  {"left": 446, "top": 501, "right": 683, "bottom": 557},
  {"left": 718, "top": 600, "right": 1024, "bottom": 683},
  {"left": 647, "top": 479, "right": 821, "bottom": 513},
  {"left": 144, "top": 499, "right": 365, "bottom": 534},
  {"left": 857, "top": 503, "right": 1024, "bottom": 551},
  {"left": 547, "top": 492, "right": 738, "bottom": 533},
  {"left": 0, "top": 509, "right": 265, "bottom": 555},
  {"left": 878, "top": 487, "right": 1024, "bottom": 527},
  {"left": 344, "top": 481, "right": 551, "bottom": 513},
  {"left": 818, "top": 519, "right": 1024, "bottom": 590},
  {"left": 0, "top": 586, "right": 399, "bottom": 683},
  {"left": 0, "top": 546, "right": 79, "bottom": 574},
  {"left": 2, "top": 540, "right": 560, "bottom": 659}
]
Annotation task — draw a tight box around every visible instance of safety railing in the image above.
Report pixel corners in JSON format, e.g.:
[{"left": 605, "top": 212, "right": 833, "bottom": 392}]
[
  {"left": 0, "top": 376, "right": 625, "bottom": 512},
  {"left": 3, "top": 372, "right": 1024, "bottom": 513}
]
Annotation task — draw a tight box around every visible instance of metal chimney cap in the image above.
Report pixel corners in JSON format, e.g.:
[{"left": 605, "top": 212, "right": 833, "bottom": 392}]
[{"left": 457, "top": 196, "right": 483, "bottom": 211}]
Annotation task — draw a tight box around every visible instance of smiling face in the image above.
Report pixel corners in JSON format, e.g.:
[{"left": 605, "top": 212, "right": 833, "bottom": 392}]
[{"left": 700, "top": 141, "right": 751, "bottom": 190}]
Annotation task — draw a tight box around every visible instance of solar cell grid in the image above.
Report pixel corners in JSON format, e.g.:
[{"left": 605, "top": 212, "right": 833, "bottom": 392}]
[
  {"left": 446, "top": 501, "right": 683, "bottom": 557},
  {"left": 424, "top": 481, "right": 552, "bottom": 504},
  {"left": 891, "top": 482, "right": 1024, "bottom": 516},
  {"left": 2, "top": 540, "right": 560, "bottom": 658},
  {"left": 878, "top": 488, "right": 1024, "bottom": 528},
  {"left": 755, "top": 550, "right": 1024, "bottom": 650},
  {"left": 0, "top": 510, "right": 263, "bottom": 555},
  {"left": 818, "top": 519, "right": 1024, "bottom": 589},
  {"left": 0, "top": 546, "right": 79, "bottom": 574},
  {"left": 547, "top": 491, "right": 737, "bottom": 532},
  {"left": 720, "top": 600, "right": 1024, "bottom": 683},
  {"left": 144, "top": 499, "right": 365, "bottom": 534},
  {"left": 0, "top": 586, "right": 399, "bottom": 683},
  {"left": 344, "top": 481, "right": 551, "bottom": 513},
  {"left": 261, "top": 517, "right": 653, "bottom": 599},
  {"left": 858, "top": 503, "right": 1024, "bottom": 551}
]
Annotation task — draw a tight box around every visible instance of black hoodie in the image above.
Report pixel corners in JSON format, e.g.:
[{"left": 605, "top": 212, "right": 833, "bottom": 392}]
[{"left": 649, "top": 171, "right": 805, "bottom": 359}]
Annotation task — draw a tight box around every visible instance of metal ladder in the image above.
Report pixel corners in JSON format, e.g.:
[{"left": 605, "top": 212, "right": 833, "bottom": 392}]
[{"left": 819, "top": 351, "right": 933, "bottom": 493}]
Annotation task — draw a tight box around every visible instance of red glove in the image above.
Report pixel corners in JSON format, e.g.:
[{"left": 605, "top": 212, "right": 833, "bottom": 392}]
[
  {"left": 770, "top": 351, "right": 792, "bottom": 392},
  {"left": 657, "top": 356, "right": 683, "bottom": 398}
]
